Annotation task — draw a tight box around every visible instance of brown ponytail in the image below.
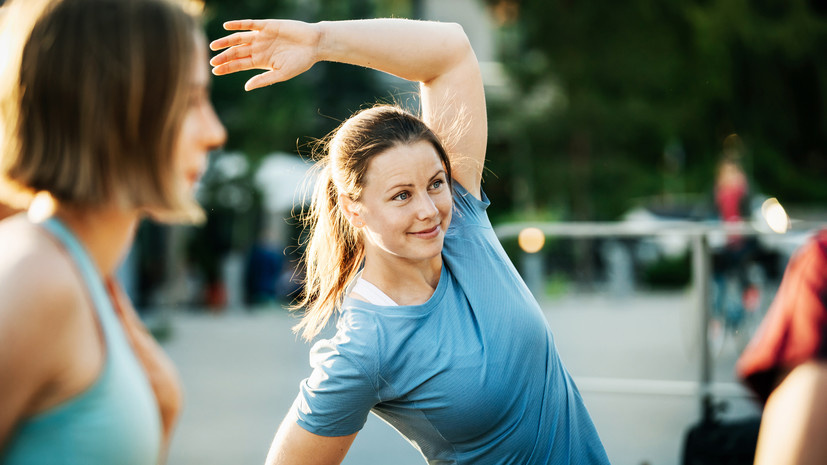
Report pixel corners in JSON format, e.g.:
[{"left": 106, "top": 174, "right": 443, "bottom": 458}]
[{"left": 291, "top": 161, "right": 364, "bottom": 341}]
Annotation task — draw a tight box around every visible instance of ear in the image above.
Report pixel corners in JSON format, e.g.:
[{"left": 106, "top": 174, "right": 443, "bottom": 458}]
[{"left": 338, "top": 193, "right": 364, "bottom": 228}]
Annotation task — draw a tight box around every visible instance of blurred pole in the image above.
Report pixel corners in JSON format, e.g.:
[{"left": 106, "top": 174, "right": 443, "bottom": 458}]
[
  {"left": 519, "top": 228, "right": 545, "bottom": 300},
  {"left": 691, "top": 232, "right": 712, "bottom": 419},
  {"left": 522, "top": 252, "right": 544, "bottom": 301},
  {"left": 604, "top": 239, "right": 633, "bottom": 297}
]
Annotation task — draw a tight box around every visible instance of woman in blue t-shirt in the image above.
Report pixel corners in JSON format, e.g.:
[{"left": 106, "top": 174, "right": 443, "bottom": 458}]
[{"left": 211, "top": 18, "right": 609, "bottom": 464}]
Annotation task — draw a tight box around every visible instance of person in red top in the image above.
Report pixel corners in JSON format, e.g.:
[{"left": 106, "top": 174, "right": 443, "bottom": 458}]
[
  {"left": 715, "top": 158, "right": 749, "bottom": 223},
  {"left": 737, "top": 230, "right": 827, "bottom": 465}
]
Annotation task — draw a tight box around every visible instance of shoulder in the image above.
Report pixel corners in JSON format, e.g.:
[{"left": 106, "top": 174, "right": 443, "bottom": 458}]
[
  {"left": 784, "top": 231, "right": 827, "bottom": 292},
  {"left": 0, "top": 217, "right": 87, "bottom": 356},
  {"left": 448, "top": 180, "right": 490, "bottom": 230},
  {"left": 308, "top": 307, "right": 386, "bottom": 378},
  {"left": 330, "top": 308, "right": 384, "bottom": 359},
  {"left": 805, "top": 230, "right": 827, "bottom": 266}
]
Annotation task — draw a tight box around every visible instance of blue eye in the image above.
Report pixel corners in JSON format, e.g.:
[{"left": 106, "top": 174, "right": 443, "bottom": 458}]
[
  {"left": 431, "top": 179, "right": 444, "bottom": 189},
  {"left": 394, "top": 192, "right": 409, "bottom": 201}
]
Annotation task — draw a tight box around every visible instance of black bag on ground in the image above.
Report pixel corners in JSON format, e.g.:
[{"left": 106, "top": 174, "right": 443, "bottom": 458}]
[{"left": 681, "top": 397, "right": 761, "bottom": 465}]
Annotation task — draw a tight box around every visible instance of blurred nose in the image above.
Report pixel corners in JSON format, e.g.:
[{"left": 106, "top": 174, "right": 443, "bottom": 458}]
[{"left": 203, "top": 102, "right": 227, "bottom": 150}]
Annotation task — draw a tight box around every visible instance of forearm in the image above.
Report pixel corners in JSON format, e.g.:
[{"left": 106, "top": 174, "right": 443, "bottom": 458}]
[
  {"left": 265, "top": 412, "right": 356, "bottom": 465},
  {"left": 315, "top": 19, "right": 472, "bottom": 84}
]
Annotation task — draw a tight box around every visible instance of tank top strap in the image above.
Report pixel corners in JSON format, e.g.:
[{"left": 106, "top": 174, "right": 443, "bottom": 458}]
[{"left": 40, "top": 217, "right": 124, "bottom": 346}]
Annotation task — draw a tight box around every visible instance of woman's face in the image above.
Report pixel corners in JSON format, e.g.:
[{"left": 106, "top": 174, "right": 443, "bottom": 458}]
[
  {"left": 174, "top": 40, "right": 226, "bottom": 194},
  {"left": 348, "top": 140, "right": 452, "bottom": 265}
]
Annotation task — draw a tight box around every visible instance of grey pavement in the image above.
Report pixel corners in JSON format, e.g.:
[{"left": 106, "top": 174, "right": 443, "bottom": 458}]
[{"left": 162, "top": 291, "right": 761, "bottom": 465}]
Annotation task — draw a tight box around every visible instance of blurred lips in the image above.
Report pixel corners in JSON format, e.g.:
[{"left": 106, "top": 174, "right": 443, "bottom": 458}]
[{"left": 186, "top": 169, "right": 202, "bottom": 187}]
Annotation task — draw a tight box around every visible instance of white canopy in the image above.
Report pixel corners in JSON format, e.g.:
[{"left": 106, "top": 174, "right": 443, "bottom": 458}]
[{"left": 254, "top": 153, "right": 317, "bottom": 214}]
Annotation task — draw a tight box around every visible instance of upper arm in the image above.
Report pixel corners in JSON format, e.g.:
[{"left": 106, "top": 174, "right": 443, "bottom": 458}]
[
  {"left": 420, "top": 23, "right": 487, "bottom": 200},
  {"left": 0, "top": 250, "right": 80, "bottom": 448},
  {"left": 0, "top": 279, "right": 42, "bottom": 447},
  {"left": 754, "top": 361, "right": 827, "bottom": 465},
  {"left": 265, "top": 413, "right": 357, "bottom": 465}
]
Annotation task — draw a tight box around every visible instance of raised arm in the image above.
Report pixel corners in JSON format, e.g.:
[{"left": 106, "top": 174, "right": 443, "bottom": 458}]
[{"left": 210, "top": 18, "right": 486, "bottom": 197}]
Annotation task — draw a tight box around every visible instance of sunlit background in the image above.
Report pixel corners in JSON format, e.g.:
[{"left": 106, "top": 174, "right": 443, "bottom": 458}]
[{"left": 2, "top": 0, "right": 826, "bottom": 464}]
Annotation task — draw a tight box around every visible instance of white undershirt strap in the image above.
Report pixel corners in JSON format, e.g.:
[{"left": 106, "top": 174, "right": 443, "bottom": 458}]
[{"left": 350, "top": 276, "right": 399, "bottom": 307}]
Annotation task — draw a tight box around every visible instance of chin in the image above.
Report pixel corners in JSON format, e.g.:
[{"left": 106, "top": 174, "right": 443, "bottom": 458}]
[{"left": 417, "top": 243, "right": 445, "bottom": 261}]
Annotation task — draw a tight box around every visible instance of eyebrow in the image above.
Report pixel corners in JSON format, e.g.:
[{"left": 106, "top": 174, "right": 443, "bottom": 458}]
[{"left": 384, "top": 169, "right": 446, "bottom": 194}]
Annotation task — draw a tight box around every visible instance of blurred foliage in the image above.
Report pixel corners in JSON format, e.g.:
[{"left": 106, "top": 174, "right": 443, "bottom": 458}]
[{"left": 483, "top": 0, "right": 827, "bottom": 221}]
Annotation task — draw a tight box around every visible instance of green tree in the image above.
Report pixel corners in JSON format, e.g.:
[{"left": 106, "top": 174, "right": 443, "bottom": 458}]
[{"left": 483, "top": 0, "right": 827, "bottom": 221}]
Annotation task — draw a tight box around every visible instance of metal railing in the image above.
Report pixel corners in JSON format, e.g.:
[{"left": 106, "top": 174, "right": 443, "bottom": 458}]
[{"left": 494, "top": 219, "right": 823, "bottom": 418}]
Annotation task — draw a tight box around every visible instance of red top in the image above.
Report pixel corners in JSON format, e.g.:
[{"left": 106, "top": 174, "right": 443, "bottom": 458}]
[
  {"left": 715, "top": 181, "right": 747, "bottom": 222},
  {"left": 737, "top": 230, "right": 827, "bottom": 402}
]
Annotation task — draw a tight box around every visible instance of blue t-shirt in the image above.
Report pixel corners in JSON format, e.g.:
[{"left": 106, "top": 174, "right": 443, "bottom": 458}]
[{"left": 292, "top": 183, "right": 610, "bottom": 464}]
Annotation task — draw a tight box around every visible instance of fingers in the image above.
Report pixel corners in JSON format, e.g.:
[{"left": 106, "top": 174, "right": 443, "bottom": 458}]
[
  {"left": 212, "top": 57, "right": 256, "bottom": 77},
  {"left": 209, "top": 31, "right": 257, "bottom": 52},
  {"left": 209, "top": 44, "right": 252, "bottom": 68},
  {"left": 223, "top": 19, "right": 268, "bottom": 32},
  {"left": 245, "top": 70, "right": 284, "bottom": 91}
]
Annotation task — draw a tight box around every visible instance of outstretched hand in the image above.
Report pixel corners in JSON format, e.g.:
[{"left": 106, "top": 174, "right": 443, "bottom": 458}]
[{"left": 209, "top": 19, "right": 320, "bottom": 91}]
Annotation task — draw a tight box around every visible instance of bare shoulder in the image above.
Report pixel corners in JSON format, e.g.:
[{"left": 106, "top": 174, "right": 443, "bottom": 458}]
[
  {"left": 0, "top": 216, "right": 86, "bottom": 341},
  {"left": 0, "top": 216, "right": 92, "bottom": 438}
]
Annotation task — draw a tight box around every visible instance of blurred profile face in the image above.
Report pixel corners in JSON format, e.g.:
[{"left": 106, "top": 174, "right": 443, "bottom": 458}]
[
  {"left": 174, "top": 36, "right": 226, "bottom": 195},
  {"left": 347, "top": 140, "right": 452, "bottom": 265}
]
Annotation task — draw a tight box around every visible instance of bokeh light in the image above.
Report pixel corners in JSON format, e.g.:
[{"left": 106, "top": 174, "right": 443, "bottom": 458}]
[
  {"left": 761, "top": 197, "right": 790, "bottom": 234},
  {"left": 518, "top": 227, "right": 545, "bottom": 253},
  {"left": 27, "top": 191, "right": 55, "bottom": 222}
]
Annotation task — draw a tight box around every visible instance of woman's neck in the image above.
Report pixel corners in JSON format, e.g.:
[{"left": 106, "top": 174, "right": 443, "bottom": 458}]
[
  {"left": 52, "top": 206, "right": 140, "bottom": 278},
  {"left": 359, "top": 251, "right": 443, "bottom": 306}
]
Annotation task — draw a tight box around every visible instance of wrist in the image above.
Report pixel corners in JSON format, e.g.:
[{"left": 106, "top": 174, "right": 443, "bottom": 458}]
[{"left": 313, "top": 21, "right": 330, "bottom": 63}]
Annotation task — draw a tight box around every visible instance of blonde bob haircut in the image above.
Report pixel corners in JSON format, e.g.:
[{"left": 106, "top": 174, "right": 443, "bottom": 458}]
[{"left": 0, "top": 0, "right": 204, "bottom": 222}]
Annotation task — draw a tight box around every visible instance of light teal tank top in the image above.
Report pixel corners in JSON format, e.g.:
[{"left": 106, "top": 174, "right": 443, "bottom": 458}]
[{"left": 1, "top": 218, "right": 161, "bottom": 465}]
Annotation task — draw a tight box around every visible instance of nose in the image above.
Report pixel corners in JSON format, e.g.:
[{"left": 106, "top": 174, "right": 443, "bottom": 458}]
[
  {"left": 203, "top": 102, "right": 227, "bottom": 150},
  {"left": 415, "top": 192, "right": 439, "bottom": 220}
]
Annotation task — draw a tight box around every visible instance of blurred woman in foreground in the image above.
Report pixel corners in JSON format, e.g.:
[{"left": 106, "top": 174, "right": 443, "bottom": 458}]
[{"left": 0, "top": 0, "right": 225, "bottom": 462}]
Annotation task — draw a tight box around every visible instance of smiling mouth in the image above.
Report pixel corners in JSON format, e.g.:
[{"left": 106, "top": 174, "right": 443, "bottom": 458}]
[{"left": 409, "top": 225, "right": 441, "bottom": 237}]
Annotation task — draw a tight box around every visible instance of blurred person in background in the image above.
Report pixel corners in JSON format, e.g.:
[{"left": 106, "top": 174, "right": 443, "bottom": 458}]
[
  {"left": 0, "top": 0, "right": 225, "bottom": 463},
  {"left": 211, "top": 17, "right": 609, "bottom": 465},
  {"left": 713, "top": 155, "right": 754, "bottom": 267},
  {"left": 710, "top": 154, "right": 762, "bottom": 338},
  {"left": 737, "top": 229, "right": 827, "bottom": 465},
  {"left": 715, "top": 156, "right": 749, "bottom": 229}
]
